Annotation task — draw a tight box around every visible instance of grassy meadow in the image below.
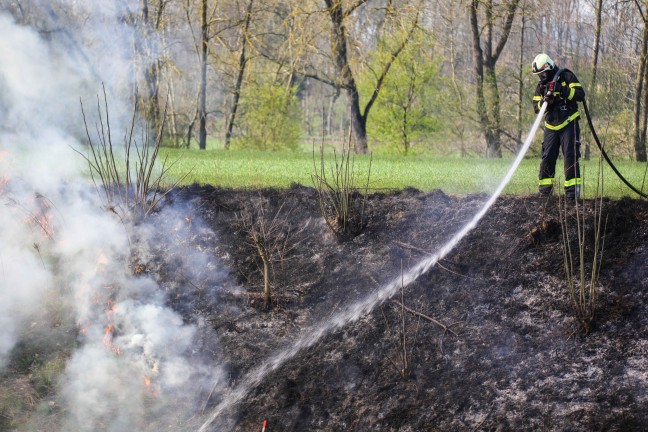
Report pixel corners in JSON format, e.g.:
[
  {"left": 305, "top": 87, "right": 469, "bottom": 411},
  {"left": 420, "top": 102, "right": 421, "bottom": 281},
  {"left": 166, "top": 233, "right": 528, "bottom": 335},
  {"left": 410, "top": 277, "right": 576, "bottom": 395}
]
[{"left": 159, "top": 148, "right": 648, "bottom": 199}]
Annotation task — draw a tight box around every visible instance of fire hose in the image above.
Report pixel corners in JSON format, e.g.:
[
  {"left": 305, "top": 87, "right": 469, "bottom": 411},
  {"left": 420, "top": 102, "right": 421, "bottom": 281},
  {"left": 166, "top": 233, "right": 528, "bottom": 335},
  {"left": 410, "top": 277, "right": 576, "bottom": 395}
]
[
  {"left": 547, "top": 67, "right": 647, "bottom": 198},
  {"left": 581, "top": 99, "right": 648, "bottom": 199},
  {"left": 532, "top": 68, "right": 648, "bottom": 198}
]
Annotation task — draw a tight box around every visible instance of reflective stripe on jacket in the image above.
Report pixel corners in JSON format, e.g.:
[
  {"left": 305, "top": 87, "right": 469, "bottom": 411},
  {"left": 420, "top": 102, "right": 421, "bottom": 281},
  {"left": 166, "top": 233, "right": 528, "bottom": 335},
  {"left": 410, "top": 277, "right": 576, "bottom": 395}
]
[{"left": 532, "top": 68, "right": 585, "bottom": 131}]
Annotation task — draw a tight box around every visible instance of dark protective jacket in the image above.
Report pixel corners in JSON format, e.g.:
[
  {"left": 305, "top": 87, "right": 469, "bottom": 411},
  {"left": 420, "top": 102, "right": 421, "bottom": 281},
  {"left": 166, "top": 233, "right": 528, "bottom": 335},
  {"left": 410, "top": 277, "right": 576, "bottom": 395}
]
[{"left": 532, "top": 68, "right": 585, "bottom": 131}]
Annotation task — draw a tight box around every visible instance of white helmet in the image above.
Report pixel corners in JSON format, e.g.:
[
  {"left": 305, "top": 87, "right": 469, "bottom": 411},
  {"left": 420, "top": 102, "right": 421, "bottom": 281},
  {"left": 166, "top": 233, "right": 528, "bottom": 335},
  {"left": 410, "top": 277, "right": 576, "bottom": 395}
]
[{"left": 531, "top": 53, "right": 555, "bottom": 75}]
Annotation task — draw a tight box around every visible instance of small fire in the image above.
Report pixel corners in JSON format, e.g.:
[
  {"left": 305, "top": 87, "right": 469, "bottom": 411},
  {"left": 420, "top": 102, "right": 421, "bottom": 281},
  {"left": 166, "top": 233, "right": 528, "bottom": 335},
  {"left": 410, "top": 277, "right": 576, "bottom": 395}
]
[
  {"left": 144, "top": 374, "right": 159, "bottom": 398},
  {"left": 102, "top": 324, "right": 122, "bottom": 356},
  {"left": 28, "top": 193, "right": 56, "bottom": 239}
]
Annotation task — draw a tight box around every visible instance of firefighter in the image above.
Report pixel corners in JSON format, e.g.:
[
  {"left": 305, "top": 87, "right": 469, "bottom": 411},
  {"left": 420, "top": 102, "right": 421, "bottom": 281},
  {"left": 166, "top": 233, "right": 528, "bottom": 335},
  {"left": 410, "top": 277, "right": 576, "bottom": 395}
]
[{"left": 531, "top": 53, "right": 585, "bottom": 200}]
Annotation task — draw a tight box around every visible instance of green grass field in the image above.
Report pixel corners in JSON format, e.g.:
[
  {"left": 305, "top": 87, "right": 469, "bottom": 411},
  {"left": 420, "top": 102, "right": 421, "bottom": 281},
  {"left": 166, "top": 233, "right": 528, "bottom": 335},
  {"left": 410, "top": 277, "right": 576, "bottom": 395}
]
[{"left": 159, "top": 148, "right": 648, "bottom": 199}]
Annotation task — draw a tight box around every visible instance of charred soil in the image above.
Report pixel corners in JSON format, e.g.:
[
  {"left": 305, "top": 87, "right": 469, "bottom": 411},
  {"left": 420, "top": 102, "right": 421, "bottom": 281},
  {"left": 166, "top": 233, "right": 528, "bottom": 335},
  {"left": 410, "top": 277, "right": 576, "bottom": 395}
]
[{"left": 78, "top": 186, "right": 648, "bottom": 430}]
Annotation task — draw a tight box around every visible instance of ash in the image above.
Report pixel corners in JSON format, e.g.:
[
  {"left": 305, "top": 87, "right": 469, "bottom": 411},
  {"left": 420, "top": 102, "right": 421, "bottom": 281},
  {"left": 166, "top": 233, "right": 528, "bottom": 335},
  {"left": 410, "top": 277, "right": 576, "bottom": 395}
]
[{"left": 163, "top": 185, "right": 648, "bottom": 431}]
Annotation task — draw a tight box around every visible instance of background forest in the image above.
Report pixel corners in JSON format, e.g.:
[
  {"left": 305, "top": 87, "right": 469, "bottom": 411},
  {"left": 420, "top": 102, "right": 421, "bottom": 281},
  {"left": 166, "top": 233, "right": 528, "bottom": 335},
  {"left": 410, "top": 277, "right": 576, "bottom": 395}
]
[{"left": 2, "top": 0, "right": 646, "bottom": 161}]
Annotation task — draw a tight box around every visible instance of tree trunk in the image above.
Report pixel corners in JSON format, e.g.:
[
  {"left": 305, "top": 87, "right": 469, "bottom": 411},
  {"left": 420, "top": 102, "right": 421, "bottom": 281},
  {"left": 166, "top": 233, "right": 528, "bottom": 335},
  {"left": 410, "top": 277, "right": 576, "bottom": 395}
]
[
  {"left": 634, "top": 11, "right": 648, "bottom": 162},
  {"left": 324, "top": 0, "right": 415, "bottom": 153},
  {"left": 485, "top": 62, "right": 502, "bottom": 158},
  {"left": 641, "top": 63, "right": 648, "bottom": 158},
  {"left": 224, "top": 0, "right": 254, "bottom": 150},
  {"left": 198, "top": 0, "right": 208, "bottom": 150},
  {"left": 162, "top": 27, "right": 180, "bottom": 147},
  {"left": 141, "top": 0, "right": 161, "bottom": 138},
  {"left": 166, "top": 75, "right": 179, "bottom": 147},
  {"left": 325, "top": 0, "right": 369, "bottom": 153},
  {"left": 632, "top": 1, "right": 648, "bottom": 161},
  {"left": 515, "top": 4, "right": 526, "bottom": 151},
  {"left": 469, "top": 0, "right": 520, "bottom": 158},
  {"left": 587, "top": 0, "right": 604, "bottom": 161},
  {"left": 327, "top": 87, "right": 340, "bottom": 137}
]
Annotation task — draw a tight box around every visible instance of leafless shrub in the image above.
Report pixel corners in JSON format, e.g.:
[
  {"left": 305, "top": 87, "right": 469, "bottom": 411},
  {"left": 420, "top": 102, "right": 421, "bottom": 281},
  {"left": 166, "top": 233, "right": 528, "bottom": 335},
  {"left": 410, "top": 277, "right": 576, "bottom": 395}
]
[
  {"left": 236, "top": 197, "right": 301, "bottom": 309},
  {"left": 73, "top": 85, "right": 184, "bottom": 223},
  {"left": 559, "top": 163, "right": 607, "bottom": 335},
  {"left": 382, "top": 287, "right": 419, "bottom": 378},
  {"left": 311, "top": 137, "right": 372, "bottom": 240}
]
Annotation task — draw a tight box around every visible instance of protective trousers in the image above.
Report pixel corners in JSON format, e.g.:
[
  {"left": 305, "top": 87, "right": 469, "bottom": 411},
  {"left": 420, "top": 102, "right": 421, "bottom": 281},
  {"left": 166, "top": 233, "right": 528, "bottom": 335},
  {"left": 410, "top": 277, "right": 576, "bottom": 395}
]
[{"left": 538, "top": 120, "right": 581, "bottom": 198}]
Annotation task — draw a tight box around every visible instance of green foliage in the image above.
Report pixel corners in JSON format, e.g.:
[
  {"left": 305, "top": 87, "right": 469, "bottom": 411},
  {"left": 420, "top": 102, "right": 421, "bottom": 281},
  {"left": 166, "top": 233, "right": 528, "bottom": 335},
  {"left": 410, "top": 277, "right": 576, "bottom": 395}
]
[
  {"left": 594, "top": 109, "right": 635, "bottom": 159},
  {"left": 31, "top": 354, "right": 67, "bottom": 395},
  {"left": 361, "top": 30, "right": 446, "bottom": 155},
  {"left": 232, "top": 82, "right": 302, "bottom": 151}
]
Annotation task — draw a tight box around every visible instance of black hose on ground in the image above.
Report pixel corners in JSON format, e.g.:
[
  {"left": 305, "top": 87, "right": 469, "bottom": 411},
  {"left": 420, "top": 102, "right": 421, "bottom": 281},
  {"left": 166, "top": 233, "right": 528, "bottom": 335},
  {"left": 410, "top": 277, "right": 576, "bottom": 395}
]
[{"left": 582, "top": 99, "right": 648, "bottom": 199}]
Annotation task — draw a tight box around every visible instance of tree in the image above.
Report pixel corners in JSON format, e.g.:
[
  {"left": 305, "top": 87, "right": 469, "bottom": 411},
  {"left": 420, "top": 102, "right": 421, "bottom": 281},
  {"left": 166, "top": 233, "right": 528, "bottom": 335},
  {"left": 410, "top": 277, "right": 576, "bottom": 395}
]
[
  {"left": 198, "top": 0, "right": 209, "bottom": 150},
  {"left": 139, "top": 0, "right": 170, "bottom": 138},
  {"left": 469, "top": 0, "right": 521, "bottom": 158},
  {"left": 232, "top": 79, "right": 302, "bottom": 151},
  {"left": 224, "top": 0, "right": 254, "bottom": 150},
  {"left": 514, "top": 0, "right": 527, "bottom": 151},
  {"left": 365, "top": 33, "right": 442, "bottom": 155},
  {"left": 323, "top": 0, "right": 419, "bottom": 153},
  {"left": 634, "top": 0, "right": 648, "bottom": 161},
  {"left": 586, "top": 0, "right": 604, "bottom": 160}
]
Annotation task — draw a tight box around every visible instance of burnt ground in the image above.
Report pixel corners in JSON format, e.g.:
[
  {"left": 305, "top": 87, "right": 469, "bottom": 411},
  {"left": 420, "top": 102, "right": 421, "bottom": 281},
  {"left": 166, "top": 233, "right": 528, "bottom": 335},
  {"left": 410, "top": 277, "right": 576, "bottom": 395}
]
[{"left": 150, "top": 185, "right": 648, "bottom": 432}]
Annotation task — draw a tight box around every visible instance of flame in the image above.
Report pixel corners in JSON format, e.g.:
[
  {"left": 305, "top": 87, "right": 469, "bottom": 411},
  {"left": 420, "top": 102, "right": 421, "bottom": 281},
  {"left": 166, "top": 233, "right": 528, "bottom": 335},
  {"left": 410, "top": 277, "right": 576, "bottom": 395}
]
[
  {"left": 24, "top": 194, "right": 56, "bottom": 238},
  {"left": 144, "top": 374, "right": 158, "bottom": 397},
  {"left": 102, "top": 324, "right": 122, "bottom": 356},
  {"left": 37, "top": 212, "right": 54, "bottom": 238}
]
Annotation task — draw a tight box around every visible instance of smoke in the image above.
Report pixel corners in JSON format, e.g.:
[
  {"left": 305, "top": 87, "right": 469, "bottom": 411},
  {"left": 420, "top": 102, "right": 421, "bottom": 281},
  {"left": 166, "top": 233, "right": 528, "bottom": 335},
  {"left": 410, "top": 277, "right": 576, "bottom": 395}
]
[{"left": 0, "top": 4, "right": 225, "bottom": 430}]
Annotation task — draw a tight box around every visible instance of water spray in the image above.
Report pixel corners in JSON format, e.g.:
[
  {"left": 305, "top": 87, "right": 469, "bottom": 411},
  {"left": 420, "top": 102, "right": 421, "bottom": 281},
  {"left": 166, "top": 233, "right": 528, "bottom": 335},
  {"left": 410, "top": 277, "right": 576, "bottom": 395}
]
[{"left": 197, "top": 102, "right": 549, "bottom": 431}]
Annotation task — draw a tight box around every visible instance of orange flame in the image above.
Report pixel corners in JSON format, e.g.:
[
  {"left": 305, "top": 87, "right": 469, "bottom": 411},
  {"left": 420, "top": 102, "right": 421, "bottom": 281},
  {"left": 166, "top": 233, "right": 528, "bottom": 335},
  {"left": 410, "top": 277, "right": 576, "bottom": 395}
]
[
  {"left": 102, "top": 324, "right": 122, "bottom": 356},
  {"left": 144, "top": 375, "right": 158, "bottom": 397}
]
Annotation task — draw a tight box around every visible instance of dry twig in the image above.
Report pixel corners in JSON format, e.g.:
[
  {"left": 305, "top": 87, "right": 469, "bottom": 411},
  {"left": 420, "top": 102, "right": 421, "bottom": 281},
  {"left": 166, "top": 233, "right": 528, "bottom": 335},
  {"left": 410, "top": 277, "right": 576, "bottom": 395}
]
[{"left": 390, "top": 299, "right": 459, "bottom": 336}]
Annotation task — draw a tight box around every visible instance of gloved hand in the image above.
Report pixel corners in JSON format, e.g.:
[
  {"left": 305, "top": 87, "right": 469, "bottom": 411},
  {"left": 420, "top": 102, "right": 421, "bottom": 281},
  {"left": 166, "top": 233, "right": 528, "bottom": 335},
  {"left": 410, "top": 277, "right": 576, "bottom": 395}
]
[{"left": 544, "top": 81, "right": 560, "bottom": 105}]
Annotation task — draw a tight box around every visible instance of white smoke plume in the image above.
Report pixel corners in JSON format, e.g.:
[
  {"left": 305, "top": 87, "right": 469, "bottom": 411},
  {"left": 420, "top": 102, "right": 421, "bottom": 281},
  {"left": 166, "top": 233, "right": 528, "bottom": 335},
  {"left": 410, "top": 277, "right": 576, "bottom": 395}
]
[{"left": 0, "top": 4, "right": 225, "bottom": 430}]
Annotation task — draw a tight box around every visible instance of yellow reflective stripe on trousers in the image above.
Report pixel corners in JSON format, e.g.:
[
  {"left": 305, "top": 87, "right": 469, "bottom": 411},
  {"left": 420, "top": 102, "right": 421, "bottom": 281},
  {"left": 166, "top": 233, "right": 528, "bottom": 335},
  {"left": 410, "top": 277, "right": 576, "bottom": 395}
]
[
  {"left": 565, "top": 178, "right": 582, "bottom": 187},
  {"left": 539, "top": 178, "right": 554, "bottom": 186},
  {"left": 545, "top": 112, "right": 581, "bottom": 130}
]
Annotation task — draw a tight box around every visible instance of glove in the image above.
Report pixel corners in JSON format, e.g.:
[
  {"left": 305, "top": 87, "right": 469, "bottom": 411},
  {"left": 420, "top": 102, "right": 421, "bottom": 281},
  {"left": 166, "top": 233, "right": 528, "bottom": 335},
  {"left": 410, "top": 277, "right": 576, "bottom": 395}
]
[{"left": 543, "top": 82, "right": 556, "bottom": 105}]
